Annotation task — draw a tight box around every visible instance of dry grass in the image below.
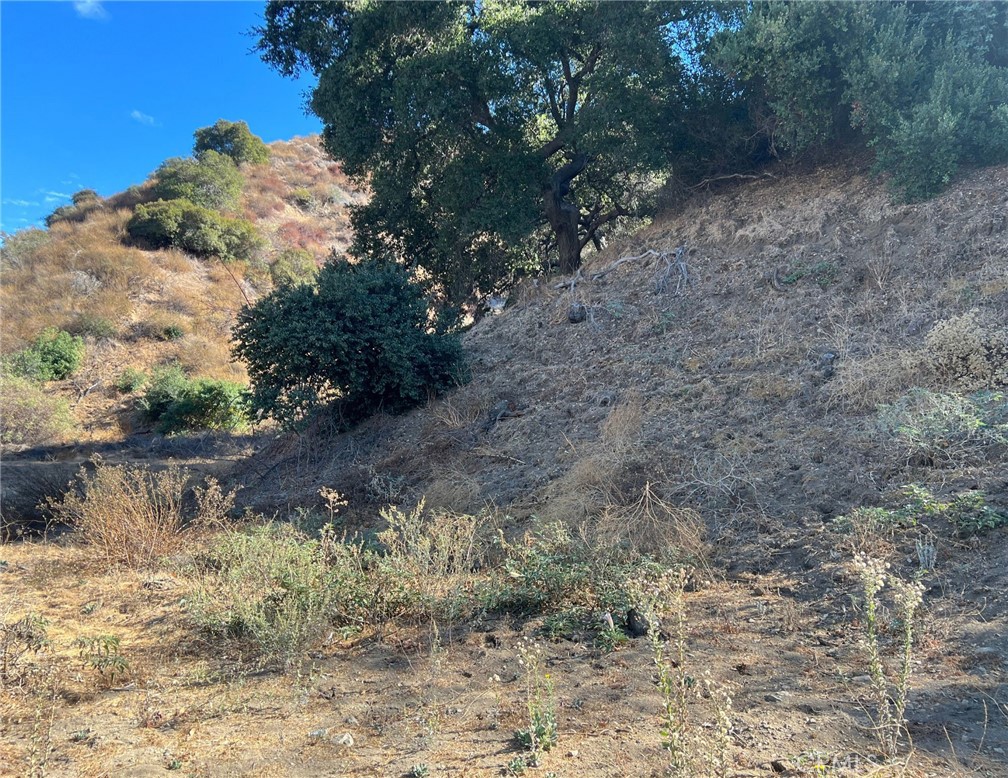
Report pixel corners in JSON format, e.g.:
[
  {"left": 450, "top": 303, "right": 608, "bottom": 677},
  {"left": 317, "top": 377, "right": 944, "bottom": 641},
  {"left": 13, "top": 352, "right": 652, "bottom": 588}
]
[{"left": 45, "top": 462, "right": 230, "bottom": 570}]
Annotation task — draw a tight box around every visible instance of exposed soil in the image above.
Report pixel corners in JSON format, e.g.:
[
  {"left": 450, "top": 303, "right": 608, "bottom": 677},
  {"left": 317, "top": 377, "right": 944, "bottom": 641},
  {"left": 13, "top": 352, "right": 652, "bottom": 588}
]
[{"left": 2, "top": 161, "right": 1007, "bottom": 776}]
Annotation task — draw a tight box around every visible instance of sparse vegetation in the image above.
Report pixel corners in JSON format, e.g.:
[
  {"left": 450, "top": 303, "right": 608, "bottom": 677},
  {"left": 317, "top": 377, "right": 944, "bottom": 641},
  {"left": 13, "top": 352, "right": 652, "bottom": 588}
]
[
  {"left": 47, "top": 462, "right": 218, "bottom": 569},
  {"left": 0, "top": 374, "right": 74, "bottom": 446}
]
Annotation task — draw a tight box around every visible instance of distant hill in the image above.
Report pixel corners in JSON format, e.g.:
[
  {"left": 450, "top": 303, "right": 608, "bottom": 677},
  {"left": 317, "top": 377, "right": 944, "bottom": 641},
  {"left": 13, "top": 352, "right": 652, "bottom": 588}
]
[{"left": 0, "top": 135, "right": 365, "bottom": 443}]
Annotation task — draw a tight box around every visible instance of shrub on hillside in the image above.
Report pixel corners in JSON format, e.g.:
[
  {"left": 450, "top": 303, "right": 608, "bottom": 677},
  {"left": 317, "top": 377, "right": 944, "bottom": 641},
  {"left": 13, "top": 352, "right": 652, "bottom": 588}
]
[
  {"left": 0, "top": 374, "right": 74, "bottom": 446},
  {"left": 194, "top": 119, "right": 270, "bottom": 165},
  {"left": 270, "top": 248, "right": 318, "bottom": 287},
  {"left": 0, "top": 228, "right": 49, "bottom": 271},
  {"left": 126, "top": 199, "right": 262, "bottom": 262},
  {"left": 137, "top": 364, "right": 247, "bottom": 434},
  {"left": 3, "top": 327, "right": 84, "bottom": 382},
  {"left": 151, "top": 150, "right": 243, "bottom": 211},
  {"left": 232, "top": 257, "right": 468, "bottom": 429}
]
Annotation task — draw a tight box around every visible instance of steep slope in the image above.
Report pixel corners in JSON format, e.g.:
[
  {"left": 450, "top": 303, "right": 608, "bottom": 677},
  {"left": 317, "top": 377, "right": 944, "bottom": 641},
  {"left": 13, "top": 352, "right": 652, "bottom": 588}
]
[{"left": 243, "top": 163, "right": 1007, "bottom": 543}]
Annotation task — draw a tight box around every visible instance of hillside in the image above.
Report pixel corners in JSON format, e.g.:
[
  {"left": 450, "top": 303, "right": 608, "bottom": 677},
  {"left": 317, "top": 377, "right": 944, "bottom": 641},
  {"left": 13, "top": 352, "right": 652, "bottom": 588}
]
[
  {"left": 0, "top": 135, "right": 364, "bottom": 445},
  {"left": 2, "top": 161, "right": 1007, "bottom": 777}
]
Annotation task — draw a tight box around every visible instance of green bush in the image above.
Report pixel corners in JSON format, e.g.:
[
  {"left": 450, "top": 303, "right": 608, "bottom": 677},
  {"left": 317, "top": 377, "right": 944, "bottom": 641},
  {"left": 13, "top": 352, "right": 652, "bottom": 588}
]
[
  {"left": 187, "top": 523, "right": 341, "bottom": 670},
  {"left": 155, "top": 379, "right": 248, "bottom": 434},
  {"left": 270, "top": 248, "right": 318, "bottom": 287},
  {"left": 151, "top": 150, "right": 243, "bottom": 211},
  {"left": 137, "top": 365, "right": 247, "bottom": 434},
  {"left": 289, "top": 187, "right": 315, "bottom": 210},
  {"left": 233, "top": 257, "right": 468, "bottom": 429},
  {"left": 0, "top": 374, "right": 74, "bottom": 445},
  {"left": 0, "top": 228, "right": 49, "bottom": 272},
  {"left": 3, "top": 327, "right": 85, "bottom": 382},
  {"left": 126, "top": 199, "right": 262, "bottom": 262},
  {"left": 715, "top": 2, "right": 1008, "bottom": 201},
  {"left": 116, "top": 367, "right": 148, "bottom": 394},
  {"left": 193, "top": 119, "right": 270, "bottom": 165}
]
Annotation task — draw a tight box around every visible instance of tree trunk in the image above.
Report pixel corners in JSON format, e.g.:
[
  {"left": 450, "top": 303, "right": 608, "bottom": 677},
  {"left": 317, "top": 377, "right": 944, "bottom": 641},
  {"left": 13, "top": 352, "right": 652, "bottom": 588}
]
[{"left": 543, "top": 153, "right": 588, "bottom": 274}]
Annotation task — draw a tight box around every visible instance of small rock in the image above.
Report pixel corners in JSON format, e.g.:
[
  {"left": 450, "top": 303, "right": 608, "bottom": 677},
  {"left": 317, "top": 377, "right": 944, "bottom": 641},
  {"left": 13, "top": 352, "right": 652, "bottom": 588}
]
[
  {"left": 770, "top": 760, "right": 789, "bottom": 773},
  {"left": 308, "top": 728, "right": 329, "bottom": 740},
  {"left": 567, "top": 749, "right": 579, "bottom": 758},
  {"left": 626, "top": 607, "right": 650, "bottom": 638},
  {"left": 568, "top": 303, "right": 587, "bottom": 324},
  {"left": 344, "top": 715, "right": 359, "bottom": 726},
  {"left": 765, "top": 692, "right": 789, "bottom": 703},
  {"left": 334, "top": 732, "right": 355, "bottom": 747}
]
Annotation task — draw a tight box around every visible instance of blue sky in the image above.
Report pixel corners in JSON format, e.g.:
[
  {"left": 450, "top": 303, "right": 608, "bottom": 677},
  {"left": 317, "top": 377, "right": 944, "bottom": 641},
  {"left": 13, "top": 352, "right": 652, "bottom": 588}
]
[{"left": 1, "top": 1, "right": 322, "bottom": 233}]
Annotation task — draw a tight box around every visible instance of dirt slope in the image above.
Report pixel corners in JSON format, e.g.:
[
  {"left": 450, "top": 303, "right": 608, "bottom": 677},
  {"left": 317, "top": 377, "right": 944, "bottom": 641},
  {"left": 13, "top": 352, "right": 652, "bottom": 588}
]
[{"left": 243, "top": 163, "right": 1007, "bottom": 537}]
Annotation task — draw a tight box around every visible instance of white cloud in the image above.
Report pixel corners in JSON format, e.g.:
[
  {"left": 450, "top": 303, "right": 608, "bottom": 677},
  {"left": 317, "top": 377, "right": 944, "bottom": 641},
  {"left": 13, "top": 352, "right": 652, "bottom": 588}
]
[
  {"left": 73, "top": 1, "right": 108, "bottom": 20},
  {"left": 2, "top": 199, "right": 40, "bottom": 207},
  {"left": 42, "top": 191, "right": 71, "bottom": 203},
  {"left": 130, "top": 109, "right": 157, "bottom": 127}
]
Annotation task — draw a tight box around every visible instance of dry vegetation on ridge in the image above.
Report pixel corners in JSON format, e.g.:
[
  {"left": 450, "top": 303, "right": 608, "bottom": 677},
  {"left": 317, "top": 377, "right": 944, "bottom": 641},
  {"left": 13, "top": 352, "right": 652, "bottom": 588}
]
[{"left": 2, "top": 160, "right": 1007, "bottom": 777}]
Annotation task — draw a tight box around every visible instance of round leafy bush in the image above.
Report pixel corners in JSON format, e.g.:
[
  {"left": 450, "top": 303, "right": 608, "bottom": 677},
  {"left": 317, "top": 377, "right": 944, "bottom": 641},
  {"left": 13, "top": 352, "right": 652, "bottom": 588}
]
[
  {"left": 4, "top": 328, "right": 85, "bottom": 382},
  {"left": 137, "top": 364, "right": 248, "bottom": 434},
  {"left": 270, "top": 248, "right": 318, "bottom": 288},
  {"left": 151, "top": 150, "right": 243, "bottom": 211},
  {"left": 127, "top": 199, "right": 262, "bottom": 262},
  {"left": 233, "top": 257, "right": 468, "bottom": 429},
  {"left": 194, "top": 119, "right": 270, "bottom": 165}
]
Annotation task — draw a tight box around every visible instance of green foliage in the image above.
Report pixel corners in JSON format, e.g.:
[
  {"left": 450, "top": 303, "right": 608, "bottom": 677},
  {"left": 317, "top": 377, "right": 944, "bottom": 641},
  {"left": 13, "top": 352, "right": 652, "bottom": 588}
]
[
  {"left": 879, "top": 389, "right": 1007, "bottom": 467},
  {"left": 187, "top": 523, "right": 336, "bottom": 670},
  {"left": 151, "top": 150, "right": 244, "bottom": 211},
  {"left": 1, "top": 613, "right": 50, "bottom": 684},
  {"left": 71, "top": 189, "right": 102, "bottom": 207},
  {"left": 270, "top": 247, "right": 318, "bottom": 287},
  {"left": 126, "top": 198, "right": 262, "bottom": 262},
  {"left": 193, "top": 119, "right": 270, "bottom": 165},
  {"left": 233, "top": 257, "right": 467, "bottom": 429},
  {"left": 289, "top": 187, "right": 315, "bottom": 210},
  {"left": 73, "top": 634, "right": 129, "bottom": 686},
  {"left": 4, "top": 327, "right": 84, "bottom": 382},
  {"left": 137, "top": 365, "right": 247, "bottom": 434},
  {"left": 716, "top": 1, "right": 1008, "bottom": 201},
  {"left": 0, "top": 374, "right": 74, "bottom": 446},
  {"left": 116, "top": 367, "right": 148, "bottom": 394},
  {"left": 256, "top": 1, "right": 725, "bottom": 308},
  {"left": 155, "top": 379, "right": 248, "bottom": 435}
]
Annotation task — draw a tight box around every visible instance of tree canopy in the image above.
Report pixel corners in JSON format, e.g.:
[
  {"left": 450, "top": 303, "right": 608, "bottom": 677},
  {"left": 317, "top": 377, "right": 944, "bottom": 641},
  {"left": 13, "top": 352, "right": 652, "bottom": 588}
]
[
  {"left": 257, "top": 1, "right": 735, "bottom": 310},
  {"left": 256, "top": 1, "right": 1007, "bottom": 313},
  {"left": 194, "top": 119, "right": 271, "bottom": 165}
]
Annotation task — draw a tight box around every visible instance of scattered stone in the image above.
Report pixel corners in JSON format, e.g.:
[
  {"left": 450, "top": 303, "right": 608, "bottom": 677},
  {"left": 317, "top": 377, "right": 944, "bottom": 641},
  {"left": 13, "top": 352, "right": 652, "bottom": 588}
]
[
  {"left": 568, "top": 303, "right": 587, "bottom": 324},
  {"left": 308, "top": 728, "right": 330, "bottom": 740},
  {"left": 334, "top": 732, "right": 355, "bottom": 747},
  {"left": 344, "top": 715, "right": 359, "bottom": 726},
  {"left": 770, "top": 759, "right": 789, "bottom": 773},
  {"left": 765, "top": 692, "right": 789, "bottom": 703},
  {"left": 625, "top": 607, "right": 651, "bottom": 638},
  {"left": 567, "top": 750, "right": 579, "bottom": 758}
]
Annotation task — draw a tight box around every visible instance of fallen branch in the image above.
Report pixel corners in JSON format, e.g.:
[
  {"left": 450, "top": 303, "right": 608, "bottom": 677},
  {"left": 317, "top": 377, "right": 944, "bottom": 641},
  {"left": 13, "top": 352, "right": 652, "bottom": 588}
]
[
  {"left": 690, "top": 172, "right": 777, "bottom": 190},
  {"left": 590, "top": 249, "right": 660, "bottom": 281},
  {"left": 654, "top": 245, "right": 689, "bottom": 295}
]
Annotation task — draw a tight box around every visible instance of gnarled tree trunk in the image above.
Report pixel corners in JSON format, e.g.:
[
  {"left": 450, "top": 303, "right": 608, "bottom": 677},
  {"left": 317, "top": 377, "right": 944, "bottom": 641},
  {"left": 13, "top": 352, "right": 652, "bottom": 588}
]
[{"left": 543, "top": 153, "right": 588, "bottom": 274}]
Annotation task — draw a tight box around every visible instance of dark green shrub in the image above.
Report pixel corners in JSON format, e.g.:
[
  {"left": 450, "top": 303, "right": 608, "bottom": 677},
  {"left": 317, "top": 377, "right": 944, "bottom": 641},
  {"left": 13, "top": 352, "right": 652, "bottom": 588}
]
[
  {"left": 232, "top": 257, "right": 468, "bottom": 429},
  {"left": 715, "top": 1, "right": 1008, "bottom": 201},
  {"left": 193, "top": 120, "right": 270, "bottom": 165},
  {"left": 137, "top": 364, "right": 190, "bottom": 423},
  {"left": 160, "top": 324, "right": 185, "bottom": 341},
  {"left": 270, "top": 248, "right": 318, "bottom": 287},
  {"left": 126, "top": 199, "right": 262, "bottom": 262},
  {"left": 4, "top": 327, "right": 85, "bottom": 381},
  {"left": 72, "top": 189, "right": 102, "bottom": 207},
  {"left": 151, "top": 151, "right": 243, "bottom": 211}
]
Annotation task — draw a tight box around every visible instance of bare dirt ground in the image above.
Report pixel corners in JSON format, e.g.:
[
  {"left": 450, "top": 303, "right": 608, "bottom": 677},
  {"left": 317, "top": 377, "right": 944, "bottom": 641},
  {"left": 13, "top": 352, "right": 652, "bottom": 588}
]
[{"left": 2, "top": 162, "right": 1006, "bottom": 776}]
